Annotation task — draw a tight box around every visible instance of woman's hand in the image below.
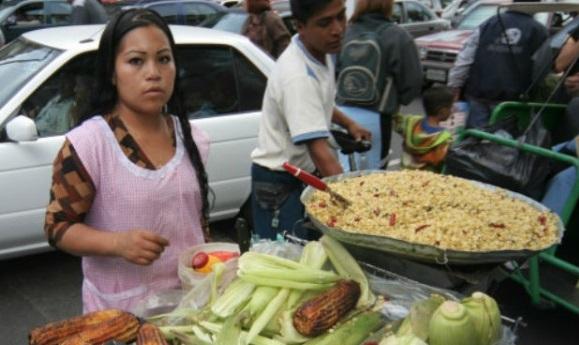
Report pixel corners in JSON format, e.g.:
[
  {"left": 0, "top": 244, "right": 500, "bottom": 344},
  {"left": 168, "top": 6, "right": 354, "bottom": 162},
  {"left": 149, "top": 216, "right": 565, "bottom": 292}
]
[{"left": 113, "top": 230, "right": 170, "bottom": 266}]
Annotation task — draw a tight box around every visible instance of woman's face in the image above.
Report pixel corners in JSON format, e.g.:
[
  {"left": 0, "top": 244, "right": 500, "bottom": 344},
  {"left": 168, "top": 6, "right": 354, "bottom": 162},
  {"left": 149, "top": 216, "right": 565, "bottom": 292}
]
[{"left": 112, "top": 25, "right": 176, "bottom": 117}]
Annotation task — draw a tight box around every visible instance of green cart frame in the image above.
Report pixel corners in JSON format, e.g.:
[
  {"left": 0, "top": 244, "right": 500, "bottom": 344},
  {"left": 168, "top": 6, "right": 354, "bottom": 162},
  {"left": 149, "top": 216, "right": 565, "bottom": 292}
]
[{"left": 454, "top": 101, "right": 579, "bottom": 314}]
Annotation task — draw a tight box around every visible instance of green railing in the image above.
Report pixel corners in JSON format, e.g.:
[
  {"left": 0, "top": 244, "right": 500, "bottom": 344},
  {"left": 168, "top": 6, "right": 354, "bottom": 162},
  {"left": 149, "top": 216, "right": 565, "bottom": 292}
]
[{"left": 452, "top": 101, "right": 579, "bottom": 314}]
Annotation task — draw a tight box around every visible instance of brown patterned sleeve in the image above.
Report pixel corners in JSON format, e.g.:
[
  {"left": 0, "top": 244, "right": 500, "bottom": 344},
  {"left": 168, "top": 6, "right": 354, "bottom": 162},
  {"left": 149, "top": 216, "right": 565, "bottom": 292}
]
[{"left": 44, "top": 139, "right": 96, "bottom": 248}]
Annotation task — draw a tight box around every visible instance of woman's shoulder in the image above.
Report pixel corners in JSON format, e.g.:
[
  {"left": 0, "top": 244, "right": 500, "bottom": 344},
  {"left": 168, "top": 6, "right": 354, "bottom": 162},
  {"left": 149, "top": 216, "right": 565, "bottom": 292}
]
[{"left": 67, "top": 115, "right": 106, "bottom": 138}]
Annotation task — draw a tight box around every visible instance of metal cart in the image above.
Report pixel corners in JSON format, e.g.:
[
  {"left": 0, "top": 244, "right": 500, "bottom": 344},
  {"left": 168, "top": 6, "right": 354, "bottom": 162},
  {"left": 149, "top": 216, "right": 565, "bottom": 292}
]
[{"left": 456, "top": 101, "right": 579, "bottom": 314}]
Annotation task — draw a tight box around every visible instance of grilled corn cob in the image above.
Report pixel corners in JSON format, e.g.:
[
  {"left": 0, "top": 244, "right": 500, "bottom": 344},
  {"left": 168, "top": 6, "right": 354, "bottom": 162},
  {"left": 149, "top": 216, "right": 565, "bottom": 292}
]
[
  {"left": 29, "top": 309, "right": 137, "bottom": 345},
  {"left": 136, "top": 323, "right": 168, "bottom": 345},
  {"left": 56, "top": 310, "right": 140, "bottom": 345},
  {"left": 293, "top": 279, "right": 361, "bottom": 337}
]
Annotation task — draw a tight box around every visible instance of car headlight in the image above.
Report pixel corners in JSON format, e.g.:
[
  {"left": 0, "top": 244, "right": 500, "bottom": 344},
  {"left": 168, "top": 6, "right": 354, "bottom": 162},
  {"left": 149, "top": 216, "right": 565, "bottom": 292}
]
[{"left": 418, "top": 46, "right": 428, "bottom": 60}]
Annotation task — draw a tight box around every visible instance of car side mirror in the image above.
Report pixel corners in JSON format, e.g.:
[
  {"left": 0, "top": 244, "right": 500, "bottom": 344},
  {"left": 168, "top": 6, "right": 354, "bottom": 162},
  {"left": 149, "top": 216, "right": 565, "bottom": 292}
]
[
  {"left": 6, "top": 115, "right": 38, "bottom": 142},
  {"left": 5, "top": 15, "right": 17, "bottom": 27}
]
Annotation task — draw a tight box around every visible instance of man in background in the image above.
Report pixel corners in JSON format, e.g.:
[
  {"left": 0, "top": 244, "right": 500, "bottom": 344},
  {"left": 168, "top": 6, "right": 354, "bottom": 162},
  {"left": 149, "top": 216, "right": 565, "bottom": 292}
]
[
  {"left": 242, "top": 0, "right": 291, "bottom": 59},
  {"left": 68, "top": 0, "right": 108, "bottom": 25}
]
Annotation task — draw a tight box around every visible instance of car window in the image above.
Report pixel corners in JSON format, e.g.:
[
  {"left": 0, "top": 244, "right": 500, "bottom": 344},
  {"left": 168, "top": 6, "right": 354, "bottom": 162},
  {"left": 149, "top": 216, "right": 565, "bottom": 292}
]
[
  {"left": 148, "top": 3, "right": 179, "bottom": 24},
  {"left": 0, "top": 39, "right": 60, "bottom": 111},
  {"left": 457, "top": 4, "right": 499, "bottom": 30},
  {"left": 183, "top": 3, "right": 219, "bottom": 26},
  {"left": 177, "top": 45, "right": 266, "bottom": 118},
  {"left": 406, "top": 1, "right": 434, "bottom": 23},
  {"left": 392, "top": 3, "right": 402, "bottom": 24},
  {"left": 20, "top": 53, "right": 95, "bottom": 137},
  {"left": 11, "top": 2, "right": 44, "bottom": 26},
  {"left": 45, "top": 1, "right": 71, "bottom": 25},
  {"left": 211, "top": 12, "right": 247, "bottom": 33}
]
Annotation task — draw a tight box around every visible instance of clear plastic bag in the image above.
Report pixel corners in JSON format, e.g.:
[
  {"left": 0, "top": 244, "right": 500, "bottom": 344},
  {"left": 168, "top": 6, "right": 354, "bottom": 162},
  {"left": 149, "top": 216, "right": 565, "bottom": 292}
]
[{"left": 177, "top": 242, "right": 240, "bottom": 291}]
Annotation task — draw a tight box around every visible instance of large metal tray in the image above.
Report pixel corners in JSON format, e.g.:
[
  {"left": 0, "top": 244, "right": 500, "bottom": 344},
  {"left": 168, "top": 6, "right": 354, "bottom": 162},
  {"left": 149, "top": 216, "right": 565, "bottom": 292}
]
[{"left": 301, "top": 170, "right": 565, "bottom": 265}]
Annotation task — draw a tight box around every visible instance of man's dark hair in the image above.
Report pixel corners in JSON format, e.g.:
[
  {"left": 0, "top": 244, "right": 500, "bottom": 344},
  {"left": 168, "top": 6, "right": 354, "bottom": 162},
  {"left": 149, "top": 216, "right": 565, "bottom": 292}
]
[
  {"left": 291, "top": 0, "right": 336, "bottom": 24},
  {"left": 422, "top": 86, "right": 454, "bottom": 117}
]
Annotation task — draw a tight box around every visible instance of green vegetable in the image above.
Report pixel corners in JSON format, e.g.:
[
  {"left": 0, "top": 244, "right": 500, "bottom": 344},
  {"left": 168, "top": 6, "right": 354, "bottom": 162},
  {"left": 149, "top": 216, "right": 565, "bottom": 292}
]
[
  {"left": 462, "top": 292, "right": 502, "bottom": 345},
  {"left": 214, "top": 314, "right": 242, "bottom": 345},
  {"left": 238, "top": 252, "right": 339, "bottom": 284},
  {"left": 247, "top": 286, "right": 280, "bottom": 319},
  {"left": 320, "top": 235, "right": 375, "bottom": 307},
  {"left": 380, "top": 334, "right": 428, "bottom": 345},
  {"left": 428, "top": 301, "right": 478, "bottom": 345},
  {"left": 245, "top": 288, "right": 290, "bottom": 345},
  {"left": 303, "top": 311, "right": 384, "bottom": 345},
  {"left": 397, "top": 294, "right": 446, "bottom": 340},
  {"left": 210, "top": 261, "right": 226, "bottom": 306},
  {"left": 199, "top": 321, "right": 286, "bottom": 345},
  {"left": 211, "top": 278, "right": 255, "bottom": 318}
]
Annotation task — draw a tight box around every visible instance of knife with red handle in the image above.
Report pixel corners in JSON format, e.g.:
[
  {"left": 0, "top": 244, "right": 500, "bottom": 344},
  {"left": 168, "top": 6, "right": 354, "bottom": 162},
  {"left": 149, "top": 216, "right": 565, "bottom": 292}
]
[{"left": 282, "top": 162, "right": 351, "bottom": 208}]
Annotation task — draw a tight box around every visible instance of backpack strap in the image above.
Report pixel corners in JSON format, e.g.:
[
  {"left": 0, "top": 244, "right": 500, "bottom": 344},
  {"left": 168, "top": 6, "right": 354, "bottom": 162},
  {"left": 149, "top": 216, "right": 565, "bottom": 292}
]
[{"left": 375, "top": 22, "right": 395, "bottom": 114}]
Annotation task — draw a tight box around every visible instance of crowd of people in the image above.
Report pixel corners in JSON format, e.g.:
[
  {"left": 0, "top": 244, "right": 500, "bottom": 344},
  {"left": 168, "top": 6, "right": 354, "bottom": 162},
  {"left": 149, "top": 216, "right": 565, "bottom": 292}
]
[{"left": 39, "top": 0, "right": 578, "bottom": 313}]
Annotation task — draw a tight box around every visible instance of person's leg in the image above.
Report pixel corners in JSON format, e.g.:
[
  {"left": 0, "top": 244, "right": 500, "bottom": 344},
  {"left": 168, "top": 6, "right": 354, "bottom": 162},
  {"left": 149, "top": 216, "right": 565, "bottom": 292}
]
[
  {"left": 465, "top": 97, "right": 491, "bottom": 128},
  {"left": 336, "top": 106, "right": 382, "bottom": 171},
  {"left": 541, "top": 166, "right": 577, "bottom": 218},
  {"left": 251, "top": 164, "right": 305, "bottom": 239},
  {"left": 379, "top": 112, "right": 392, "bottom": 168}
]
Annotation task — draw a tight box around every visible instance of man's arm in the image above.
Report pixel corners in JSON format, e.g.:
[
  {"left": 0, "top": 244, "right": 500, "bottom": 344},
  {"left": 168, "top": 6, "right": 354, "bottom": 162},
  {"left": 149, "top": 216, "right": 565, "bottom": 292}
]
[
  {"left": 554, "top": 35, "right": 579, "bottom": 73},
  {"left": 306, "top": 138, "right": 343, "bottom": 177},
  {"left": 331, "top": 107, "right": 371, "bottom": 141},
  {"left": 447, "top": 28, "right": 480, "bottom": 101}
]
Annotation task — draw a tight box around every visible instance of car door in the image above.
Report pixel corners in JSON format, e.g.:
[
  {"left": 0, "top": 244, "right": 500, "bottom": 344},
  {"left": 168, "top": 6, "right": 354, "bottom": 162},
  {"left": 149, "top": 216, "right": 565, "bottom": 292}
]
[
  {"left": 0, "top": 45, "right": 94, "bottom": 258},
  {"left": 401, "top": 0, "right": 440, "bottom": 37},
  {"left": 2, "top": 1, "right": 46, "bottom": 42},
  {"left": 177, "top": 44, "right": 266, "bottom": 220}
]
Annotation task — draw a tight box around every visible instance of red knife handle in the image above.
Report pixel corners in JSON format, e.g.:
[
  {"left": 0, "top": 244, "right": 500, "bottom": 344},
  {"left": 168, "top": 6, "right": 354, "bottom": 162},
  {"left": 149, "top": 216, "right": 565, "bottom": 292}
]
[{"left": 282, "top": 162, "right": 328, "bottom": 191}]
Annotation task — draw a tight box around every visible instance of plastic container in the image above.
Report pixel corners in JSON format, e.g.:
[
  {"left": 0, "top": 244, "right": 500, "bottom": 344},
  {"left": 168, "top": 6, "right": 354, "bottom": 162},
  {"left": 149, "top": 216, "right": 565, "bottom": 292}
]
[{"left": 177, "top": 242, "right": 240, "bottom": 291}]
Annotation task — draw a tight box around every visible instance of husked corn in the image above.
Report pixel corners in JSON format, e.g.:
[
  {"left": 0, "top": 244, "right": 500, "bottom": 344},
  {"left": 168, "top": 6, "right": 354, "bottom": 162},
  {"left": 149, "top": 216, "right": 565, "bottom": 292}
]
[{"left": 305, "top": 171, "right": 559, "bottom": 252}]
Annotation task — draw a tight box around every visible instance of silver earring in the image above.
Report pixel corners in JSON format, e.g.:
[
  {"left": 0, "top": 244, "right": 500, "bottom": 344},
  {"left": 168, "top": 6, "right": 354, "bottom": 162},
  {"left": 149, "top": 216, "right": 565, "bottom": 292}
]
[{"left": 162, "top": 104, "right": 168, "bottom": 114}]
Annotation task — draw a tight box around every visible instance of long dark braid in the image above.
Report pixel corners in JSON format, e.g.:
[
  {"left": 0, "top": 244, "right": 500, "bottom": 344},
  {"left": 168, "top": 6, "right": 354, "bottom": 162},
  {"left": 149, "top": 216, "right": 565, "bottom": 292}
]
[{"left": 172, "top": 96, "right": 211, "bottom": 234}]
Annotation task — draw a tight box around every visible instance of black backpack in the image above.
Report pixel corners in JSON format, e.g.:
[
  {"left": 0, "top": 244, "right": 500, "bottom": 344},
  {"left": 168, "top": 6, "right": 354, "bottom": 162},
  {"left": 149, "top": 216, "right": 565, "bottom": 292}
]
[{"left": 337, "top": 23, "right": 393, "bottom": 113}]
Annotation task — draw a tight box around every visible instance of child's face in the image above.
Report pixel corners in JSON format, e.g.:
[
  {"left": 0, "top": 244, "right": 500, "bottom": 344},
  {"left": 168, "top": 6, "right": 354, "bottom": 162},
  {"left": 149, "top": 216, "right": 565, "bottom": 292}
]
[
  {"left": 437, "top": 104, "right": 453, "bottom": 121},
  {"left": 296, "top": 0, "right": 346, "bottom": 61}
]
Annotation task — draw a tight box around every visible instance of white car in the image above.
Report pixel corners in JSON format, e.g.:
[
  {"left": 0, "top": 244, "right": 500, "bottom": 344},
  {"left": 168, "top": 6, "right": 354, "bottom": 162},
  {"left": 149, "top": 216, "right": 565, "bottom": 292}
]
[{"left": 0, "top": 24, "right": 274, "bottom": 259}]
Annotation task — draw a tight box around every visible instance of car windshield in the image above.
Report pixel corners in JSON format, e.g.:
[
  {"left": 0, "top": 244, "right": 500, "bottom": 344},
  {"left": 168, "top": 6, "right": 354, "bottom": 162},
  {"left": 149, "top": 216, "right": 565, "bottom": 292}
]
[
  {"left": 208, "top": 11, "right": 247, "bottom": 33},
  {"left": 0, "top": 38, "right": 61, "bottom": 106}
]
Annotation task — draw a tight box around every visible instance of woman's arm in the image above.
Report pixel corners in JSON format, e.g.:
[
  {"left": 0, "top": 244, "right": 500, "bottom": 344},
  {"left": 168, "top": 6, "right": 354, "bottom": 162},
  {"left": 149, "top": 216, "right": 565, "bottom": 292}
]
[{"left": 45, "top": 140, "right": 168, "bottom": 265}]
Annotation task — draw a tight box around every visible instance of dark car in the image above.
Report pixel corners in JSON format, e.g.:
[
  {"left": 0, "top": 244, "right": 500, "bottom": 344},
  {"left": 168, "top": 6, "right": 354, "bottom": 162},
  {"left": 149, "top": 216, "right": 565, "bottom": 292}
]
[
  {"left": 120, "top": 0, "right": 228, "bottom": 26},
  {"left": 0, "top": 0, "right": 72, "bottom": 44}
]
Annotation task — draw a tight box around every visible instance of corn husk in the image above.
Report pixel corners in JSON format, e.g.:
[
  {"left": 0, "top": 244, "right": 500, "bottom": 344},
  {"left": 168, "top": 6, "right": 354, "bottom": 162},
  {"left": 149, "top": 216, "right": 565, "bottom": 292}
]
[
  {"left": 429, "top": 301, "right": 478, "bottom": 345},
  {"left": 462, "top": 292, "right": 502, "bottom": 345}
]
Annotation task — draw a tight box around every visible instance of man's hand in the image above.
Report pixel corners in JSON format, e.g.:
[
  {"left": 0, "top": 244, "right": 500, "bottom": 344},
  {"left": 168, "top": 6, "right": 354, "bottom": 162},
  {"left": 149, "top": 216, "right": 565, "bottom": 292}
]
[
  {"left": 451, "top": 87, "right": 461, "bottom": 103},
  {"left": 113, "top": 229, "right": 169, "bottom": 266},
  {"left": 346, "top": 122, "right": 372, "bottom": 142},
  {"left": 565, "top": 72, "right": 579, "bottom": 96}
]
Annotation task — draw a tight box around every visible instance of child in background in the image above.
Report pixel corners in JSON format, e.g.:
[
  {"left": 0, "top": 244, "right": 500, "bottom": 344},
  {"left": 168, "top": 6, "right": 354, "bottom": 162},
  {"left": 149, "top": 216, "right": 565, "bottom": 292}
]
[{"left": 394, "top": 86, "right": 454, "bottom": 172}]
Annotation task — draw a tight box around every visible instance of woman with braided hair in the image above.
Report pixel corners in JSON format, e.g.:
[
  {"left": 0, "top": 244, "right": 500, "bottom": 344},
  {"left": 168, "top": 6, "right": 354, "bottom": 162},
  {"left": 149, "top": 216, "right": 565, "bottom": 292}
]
[{"left": 43, "top": 8, "right": 211, "bottom": 312}]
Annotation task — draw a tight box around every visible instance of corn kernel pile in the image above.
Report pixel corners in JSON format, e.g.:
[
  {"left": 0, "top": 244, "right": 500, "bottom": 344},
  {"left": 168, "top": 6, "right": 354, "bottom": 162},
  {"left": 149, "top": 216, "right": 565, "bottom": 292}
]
[{"left": 305, "top": 171, "right": 560, "bottom": 252}]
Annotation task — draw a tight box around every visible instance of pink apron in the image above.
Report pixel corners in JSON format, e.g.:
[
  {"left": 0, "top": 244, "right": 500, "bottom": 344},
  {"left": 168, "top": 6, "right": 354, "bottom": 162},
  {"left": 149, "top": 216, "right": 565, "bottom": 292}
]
[{"left": 67, "top": 116, "right": 209, "bottom": 313}]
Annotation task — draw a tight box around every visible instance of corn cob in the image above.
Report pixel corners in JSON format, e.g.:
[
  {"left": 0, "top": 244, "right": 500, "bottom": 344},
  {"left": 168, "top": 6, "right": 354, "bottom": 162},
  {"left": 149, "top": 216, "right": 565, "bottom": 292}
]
[
  {"left": 29, "top": 309, "right": 136, "bottom": 345},
  {"left": 136, "top": 323, "right": 168, "bottom": 345},
  {"left": 293, "top": 279, "right": 361, "bottom": 337},
  {"left": 56, "top": 310, "right": 140, "bottom": 345}
]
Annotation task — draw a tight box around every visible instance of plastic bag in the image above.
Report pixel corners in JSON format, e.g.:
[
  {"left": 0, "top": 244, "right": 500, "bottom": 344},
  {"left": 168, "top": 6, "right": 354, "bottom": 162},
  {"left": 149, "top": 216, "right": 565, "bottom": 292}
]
[
  {"left": 177, "top": 242, "right": 240, "bottom": 291},
  {"left": 445, "top": 115, "right": 551, "bottom": 200}
]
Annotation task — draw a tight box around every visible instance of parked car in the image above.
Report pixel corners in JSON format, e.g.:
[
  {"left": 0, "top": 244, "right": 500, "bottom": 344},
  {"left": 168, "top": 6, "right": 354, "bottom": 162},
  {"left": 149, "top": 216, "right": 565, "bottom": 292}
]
[
  {"left": 119, "top": 0, "right": 228, "bottom": 26},
  {"left": 391, "top": 0, "right": 451, "bottom": 37},
  {"left": 212, "top": 0, "right": 450, "bottom": 38},
  {"left": 414, "top": 1, "right": 577, "bottom": 85},
  {"left": 0, "top": 24, "right": 274, "bottom": 259},
  {"left": 0, "top": 0, "right": 72, "bottom": 44}
]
